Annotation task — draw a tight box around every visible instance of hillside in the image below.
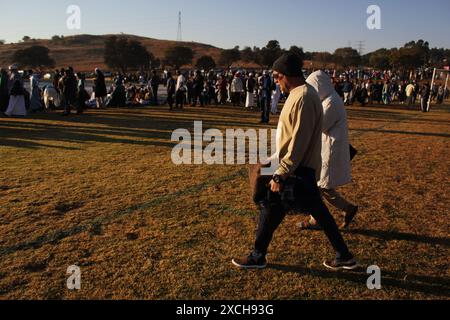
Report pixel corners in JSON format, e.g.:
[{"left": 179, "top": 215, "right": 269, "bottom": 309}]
[{"left": 0, "top": 34, "right": 227, "bottom": 72}]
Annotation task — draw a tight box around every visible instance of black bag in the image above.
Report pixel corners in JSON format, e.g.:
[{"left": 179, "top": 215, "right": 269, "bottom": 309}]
[
  {"left": 280, "top": 167, "right": 319, "bottom": 215},
  {"left": 249, "top": 163, "right": 272, "bottom": 204},
  {"left": 249, "top": 164, "right": 316, "bottom": 215}
]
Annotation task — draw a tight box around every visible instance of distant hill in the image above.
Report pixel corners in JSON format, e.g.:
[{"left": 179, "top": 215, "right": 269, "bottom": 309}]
[{"left": 0, "top": 34, "right": 238, "bottom": 72}]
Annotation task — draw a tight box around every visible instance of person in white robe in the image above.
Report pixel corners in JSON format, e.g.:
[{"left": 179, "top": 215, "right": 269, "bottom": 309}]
[
  {"left": 270, "top": 83, "right": 281, "bottom": 114},
  {"left": 8, "top": 64, "right": 22, "bottom": 94},
  {"left": 245, "top": 73, "right": 256, "bottom": 109},
  {"left": 298, "top": 70, "right": 358, "bottom": 230},
  {"left": 5, "top": 80, "right": 26, "bottom": 117}
]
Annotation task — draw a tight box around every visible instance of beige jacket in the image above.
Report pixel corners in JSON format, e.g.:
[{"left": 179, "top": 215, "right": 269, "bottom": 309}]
[{"left": 275, "top": 84, "right": 323, "bottom": 181}]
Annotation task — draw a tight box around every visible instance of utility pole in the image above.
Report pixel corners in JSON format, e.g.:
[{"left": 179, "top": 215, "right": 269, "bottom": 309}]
[{"left": 356, "top": 40, "right": 366, "bottom": 56}]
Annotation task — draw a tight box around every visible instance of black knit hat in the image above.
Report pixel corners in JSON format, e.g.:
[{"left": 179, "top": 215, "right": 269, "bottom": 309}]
[{"left": 272, "top": 53, "right": 304, "bottom": 77}]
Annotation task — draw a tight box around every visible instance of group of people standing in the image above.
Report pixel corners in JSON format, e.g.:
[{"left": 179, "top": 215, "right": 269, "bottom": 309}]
[
  {"left": 3, "top": 63, "right": 448, "bottom": 119},
  {"left": 51, "top": 67, "right": 107, "bottom": 115},
  {"left": 0, "top": 65, "right": 48, "bottom": 117},
  {"left": 332, "top": 75, "right": 449, "bottom": 113},
  {"left": 0, "top": 65, "right": 110, "bottom": 117},
  {"left": 163, "top": 69, "right": 282, "bottom": 124}
]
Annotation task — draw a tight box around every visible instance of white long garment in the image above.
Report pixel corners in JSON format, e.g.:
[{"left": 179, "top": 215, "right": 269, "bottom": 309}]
[
  {"left": 306, "top": 71, "right": 351, "bottom": 190},
  {"left": 43, "top": 85, "right": 61, "bottom": 109},
  {"left": 5, "top": 95, "right": 26, "bottom": 116},
  {"left": 231, "top": 78, "right": 243, "bottom": 93},
  {"left": 245, "top": 92, "right": 255, "bottom": 108},
  {"left": 176, "top": 75, "right": 186, "bottom": 91},
  {"left": 271, "top": 84, "right": 281, "bottom": 113}
]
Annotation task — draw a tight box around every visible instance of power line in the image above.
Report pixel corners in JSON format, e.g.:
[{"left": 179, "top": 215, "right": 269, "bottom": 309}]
[
  {"left": 356, "top": 40, "right": 366, "bottom": 56},
  {"left": 177, "top": 11, "right": 182, "bottom": 42}
]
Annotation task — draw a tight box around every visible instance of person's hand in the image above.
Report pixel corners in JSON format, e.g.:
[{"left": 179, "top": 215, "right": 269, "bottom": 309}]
[{"left": 270, "top": 180, "right": 282, "bottom": 193}]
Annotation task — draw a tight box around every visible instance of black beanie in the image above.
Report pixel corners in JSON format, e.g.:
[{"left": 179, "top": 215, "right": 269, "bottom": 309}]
[{"left": 272, "top": 53, "right": 304, "bottom": 77}]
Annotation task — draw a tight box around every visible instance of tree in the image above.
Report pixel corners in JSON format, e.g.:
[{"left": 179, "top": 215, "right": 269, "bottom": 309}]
[
  {"left": 444, "top": 49, "right": 450, "bottom": 66},
  {"left": 387, "top": 40, "right": 430, "bottom": 70},
  {"left": 368, "top": 49, "right": 391, "bottom": 69},
  {"left": 333, "top": 47, "right": 361, "bottom": 68},
  {"left": 258, "top": 40, "right": 283, "bottom": 68},
  {"left": 104, "top": 36, "right": 154, "bottom": 73},
  {"left": 51, "top": 35, "right": 62, "bottom": 43},
  {"left": 240, "top": 46, "right": 257, "bottom": 63},
  {"left": 12, "top": 46, "right": 55, "bottom": 69},
  {"left": 266, "top": 40, "right": 281, "bottom": 51},
  {"left": 196, "top": 56, "right": 216, "bottom": 70},
  {"left": 127, "top": 39, "right": 154, "bottom": 71},
  {"left": 164, "top": 46, "right": 194, "bottom": 69},
  {"left": 429, "top": 48, "right": 445, "bottom": 67},
  {"left": 289, "top": 46, "right": 305, "bottom": 61},
  {"left": 312, "top": 52, "right": 334, "bottom": 68},
  {"left": 304, "top": 51, "right": 314, "bottom": 61},
  {"left": 218, "top": 48, "right": 241, "bottom": 67},
  {"left": 0, "top": 40, "right": 5, "bottom": 45},
  {"left": 22, "top": 36, "right": 31, "bottom": 42},
  {"left": 313, "top": 52, "right": 333, "bottom": 63}
]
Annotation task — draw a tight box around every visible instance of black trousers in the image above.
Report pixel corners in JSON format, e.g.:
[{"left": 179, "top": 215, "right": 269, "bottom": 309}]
[
  {"left": 254, "top": 168, "right": 352, "bottom": 260},
  {"left": 260, "top": 96, "right": 270, "bottom": 123},
  {"left": 192, "top": 89, "right": 203, "bottom": 106},
  {"left": 152, "top": 86, "right": 159, "bottom": 105},
  {"left": 62, "top": 95, "right": 77, "bottom": 114},
  {"left": 175, "top": 90, "right": 185, "bottom": 108},
  {"left": 167, "top": 93, "right": 174, "bottom": 109}
]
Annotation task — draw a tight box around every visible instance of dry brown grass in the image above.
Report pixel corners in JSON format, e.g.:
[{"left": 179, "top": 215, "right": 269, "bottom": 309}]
[{"left": 0, "top": 102, "right": 449, "bottom": 300}]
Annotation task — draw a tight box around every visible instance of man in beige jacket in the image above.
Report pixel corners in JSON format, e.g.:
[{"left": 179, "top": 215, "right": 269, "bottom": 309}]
[{"left": 232, "top": 53, "right": 358, "bottom": 271}]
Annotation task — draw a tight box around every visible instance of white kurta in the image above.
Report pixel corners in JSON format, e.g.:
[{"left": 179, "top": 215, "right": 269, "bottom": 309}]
[
  {"left": 306, "top": 71, "right": 351, "bottom": 190},
  {"left": 271, "top": 84, "right": 281, "bottom": 113},
  {"left": 245, "top": 92, "right": 255, "bottom": 108},
  {"left": 5, "top": 95, "right": 26, "bottom": 116}
]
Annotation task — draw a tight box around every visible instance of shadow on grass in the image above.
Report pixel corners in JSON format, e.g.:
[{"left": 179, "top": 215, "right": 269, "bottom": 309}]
[
  {"left": 351, "top": 128, "right": 450, "bottom": 138},
  {"left": 344, "top": 229, "right": 450, "bottom": 248},
  {"left": 0, "top": 138, "right": 81, "bottom": 150},
  {"left": 0, "top": 118, "right": 182, "bottom": 150},
  {"left": 0, "top": 107, "right": 272, "bottom": 150},
  {"left": 268, "top": 264, "right": 450, "bottom": 298}
]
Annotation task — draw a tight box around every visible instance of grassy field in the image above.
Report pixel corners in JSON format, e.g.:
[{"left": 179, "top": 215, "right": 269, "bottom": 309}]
[{"left": 0, "top": 102, "right": 449, "bottom": 300}]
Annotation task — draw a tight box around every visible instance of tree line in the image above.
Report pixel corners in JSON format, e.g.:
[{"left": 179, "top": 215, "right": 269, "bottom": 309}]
[{"left": 7, "top": 36, "right": 450, "bottom": 72}]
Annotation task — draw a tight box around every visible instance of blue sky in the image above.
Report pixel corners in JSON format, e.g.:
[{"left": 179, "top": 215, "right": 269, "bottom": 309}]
[{"left": 2, "top": 0, "right": 449, "bottom": 53}]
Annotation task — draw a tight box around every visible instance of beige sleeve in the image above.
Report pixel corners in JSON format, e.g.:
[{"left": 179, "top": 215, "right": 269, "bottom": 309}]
[{"left": 276, "top": 98, "right": 315, "bottom": 177}]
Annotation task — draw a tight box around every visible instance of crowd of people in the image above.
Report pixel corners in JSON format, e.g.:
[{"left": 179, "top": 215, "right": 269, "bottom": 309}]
[
  {"left": 330, "top": 71, "right": 449, "bottom": 112},
  {"left": 1, "top": 64, "right": 449, "bottom": 118}
]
